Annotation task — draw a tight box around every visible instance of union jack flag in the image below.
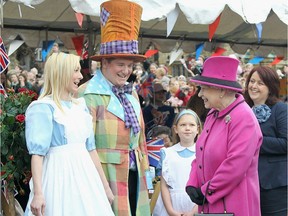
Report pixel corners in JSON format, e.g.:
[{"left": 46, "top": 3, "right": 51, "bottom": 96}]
[
  {"left": 0, "top": 84, "right": 7, "bottom": 97},
  {"left": 147, "top": 138, "right": 164, "bottom": 167},
  {"left": 0, "top": 37, "right": 10, "bottom": 74},
  {"left": 138, "top": 74, "right": 154, "bottom": 99}
]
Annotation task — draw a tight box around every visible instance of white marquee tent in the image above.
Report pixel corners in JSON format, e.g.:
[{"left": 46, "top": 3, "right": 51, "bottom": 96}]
[{"left": 2, "top": 0, "right": 288, "bottom": 58}]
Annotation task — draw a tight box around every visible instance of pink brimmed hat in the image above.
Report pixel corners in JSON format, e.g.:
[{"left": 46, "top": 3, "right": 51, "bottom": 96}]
[
  {"left": 91, "top": 0, "right": 146, "bottom": 62},
  {"left": 191, "top": 56, "right": 242, "bottom": 92}
]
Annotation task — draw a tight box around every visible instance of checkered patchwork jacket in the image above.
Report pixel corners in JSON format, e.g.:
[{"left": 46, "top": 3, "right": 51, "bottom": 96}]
[{"left": 77, "top": 71, "right": 150, "bottom": 216}]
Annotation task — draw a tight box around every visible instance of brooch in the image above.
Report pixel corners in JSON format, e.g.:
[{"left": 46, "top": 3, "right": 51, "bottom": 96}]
[{"left": 225, "top": 114, "right": 231, "bottom": 124}]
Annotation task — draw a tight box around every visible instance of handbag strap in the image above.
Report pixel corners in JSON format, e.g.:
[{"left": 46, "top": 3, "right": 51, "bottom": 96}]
[{"left": 201, "top": 181, "right": 228, "bottom": 214}]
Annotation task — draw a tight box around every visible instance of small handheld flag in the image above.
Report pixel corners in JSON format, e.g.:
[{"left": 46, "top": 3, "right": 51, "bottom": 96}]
[{"left": 147, "top": 138, "right": 164, "bottom": 167}]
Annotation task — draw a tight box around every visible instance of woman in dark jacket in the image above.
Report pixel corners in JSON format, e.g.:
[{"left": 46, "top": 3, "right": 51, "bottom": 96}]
[{"left": 244, "top": 66, "right": 287, "bottom": 216}]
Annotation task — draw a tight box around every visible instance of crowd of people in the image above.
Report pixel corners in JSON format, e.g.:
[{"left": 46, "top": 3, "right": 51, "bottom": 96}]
[
  {"left": 1, "top": 0, "right": 287, "bottom": 216},
  {"left": 1, "top": 65, "right": 44, "bottom": 95},
  {"left": 2, "top": 52, "right": 287, "bottom": 216},
  {"left": 2, "top": 44, "right": 288, "bottom": 216}
]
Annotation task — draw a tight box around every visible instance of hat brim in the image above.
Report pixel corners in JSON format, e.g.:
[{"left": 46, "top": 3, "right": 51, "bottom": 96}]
[
  {"left": 90, "top": 53, "right": 146, "bottom": 62},
  {"left": 191, "top": 75, "right": 242, "bottom": 92}
]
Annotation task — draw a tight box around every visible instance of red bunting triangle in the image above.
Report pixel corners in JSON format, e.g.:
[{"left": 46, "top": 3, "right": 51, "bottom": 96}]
[
  {"left": 75, "top": 12, "right": 84, "bottom": 28},
  {"left": 212, "top": 47, "right": 226, "bottom": 56},
  {"left": 270, "top": 56, "right": 284, "bottom": 66},
  {"left": 71, "top": 35, "right": 84, "bottom": 57},
  {"left": 145, "top": 50, "right": 158, "bottom": 58},
  {"left": 209, "top": 14, "right": 222, "bottom": 42}
]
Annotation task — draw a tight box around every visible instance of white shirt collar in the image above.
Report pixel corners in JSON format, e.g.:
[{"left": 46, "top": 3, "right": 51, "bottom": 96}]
[{"left": 173, "top": 143, "right": 196, "bottom": 152}]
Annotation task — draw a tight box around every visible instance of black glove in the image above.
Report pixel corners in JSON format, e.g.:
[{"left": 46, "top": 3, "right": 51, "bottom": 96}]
[{"left": 186, "top": 186, "right": 207, "bottom": 205}]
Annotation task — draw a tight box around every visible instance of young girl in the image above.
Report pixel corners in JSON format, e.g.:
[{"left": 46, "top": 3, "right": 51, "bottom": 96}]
[
  {"left": 24, "top": 53, "right": 114, "bottom": 216},
  {"left": 153, "top": 109, "right": 202, "bottom": 216}
]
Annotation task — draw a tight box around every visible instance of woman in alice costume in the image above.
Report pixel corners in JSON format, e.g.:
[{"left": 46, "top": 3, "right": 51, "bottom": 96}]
[{"left": 24, "top": 52, "right": 115, "bottom": 216}]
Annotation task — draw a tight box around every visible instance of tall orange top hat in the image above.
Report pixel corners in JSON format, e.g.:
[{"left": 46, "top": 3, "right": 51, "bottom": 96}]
[{"left": 91, "top": 0, "right": 146, "bottom": 62}]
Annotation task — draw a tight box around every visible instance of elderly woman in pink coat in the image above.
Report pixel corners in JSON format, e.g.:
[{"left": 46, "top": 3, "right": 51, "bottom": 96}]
[{"left": 186, "top": 56, "right": 263, "bottom": 216}]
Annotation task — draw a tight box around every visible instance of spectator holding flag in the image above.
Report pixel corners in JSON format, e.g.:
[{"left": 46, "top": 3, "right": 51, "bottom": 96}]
[
  {"left": 143, "top": 83, "right": 175, "bottom": 136},
  {"left": 153, "top": 109, "right": 202, "bottom": 216}
]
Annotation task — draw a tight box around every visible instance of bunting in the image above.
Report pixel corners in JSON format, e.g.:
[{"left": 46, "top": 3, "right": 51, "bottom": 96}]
[
  {"left": 195, "top": 43, "right": 204, "bottom": 60},
  {"left": 209, "top": 14, "right": 222, "bottom": 42},
  {"left": 270, "top": 56, "right": 284, "bottom": 66},
  {"left": 256, "top": 23, "right": 263, "bottom": 43},
  {"left": 145, "top": 49, "right": 158, "bottom": 58},
  {"left": 169, "top": 48, "right": 183, "bottom": 65},
  {"left": 42, "top": 40, "right": 55, "bottom": 62},
  {"left": 72, "top": 35, "right": 85, "bottom": 57},
  {"left": 211, "top": 47, "right": 226, "bottom": 56},
  {"left": 167, "top": 7, "right": 180, "bottom": 37},
  {"left": 8, "top": 40, "right": 24, "bottom": 56},
  {"left": 249, "top": 56, "right": 264, "bottom": 64},
  {"left": 75, "top": 12, "right": 84, "bottom": 28}
]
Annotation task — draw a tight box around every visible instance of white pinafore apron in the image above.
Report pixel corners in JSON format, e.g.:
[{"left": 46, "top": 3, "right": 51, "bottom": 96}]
[
  {"left": 153, "top": 144, "right": 195, "bottom": 216},
  {"left": 25, "top": 99, "right": 114, "bottom": 216}
]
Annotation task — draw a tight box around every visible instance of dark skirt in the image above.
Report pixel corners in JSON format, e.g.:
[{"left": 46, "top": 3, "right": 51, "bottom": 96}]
[{"left": 260, "top": 186, "right": 287, "bottom": 216}]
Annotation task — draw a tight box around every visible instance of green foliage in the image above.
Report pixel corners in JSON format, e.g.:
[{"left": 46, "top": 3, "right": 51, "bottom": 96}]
[{"left": 0, "top": 88, "right": 37, "bottom": 191}]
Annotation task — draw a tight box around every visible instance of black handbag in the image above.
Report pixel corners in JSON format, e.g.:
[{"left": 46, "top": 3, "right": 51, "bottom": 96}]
[{"left": 194, "top": 181, "right": 234, "bottom": 216}]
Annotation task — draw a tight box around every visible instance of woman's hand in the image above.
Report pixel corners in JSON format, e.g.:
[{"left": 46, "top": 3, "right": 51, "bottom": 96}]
[
  {"left": 105, "top": 187, "right": 115, "bottom": 205},
  {"left": 89, "top": 150, "right": 115, "bottom": 205},
  {"left": 30, "top": 193, "right": 45, "bottom": 216}
]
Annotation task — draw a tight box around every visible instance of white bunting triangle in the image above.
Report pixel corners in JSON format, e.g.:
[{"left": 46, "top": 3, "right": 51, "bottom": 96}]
[
  {"left": 169, "top": 47, "right": 183, "bottom": 65},
  {"left": 167, "top": 6, "right": 180, "bottom": 37},
  {"left": 8, "top": 40, "right": 24, "bottom": 56}
]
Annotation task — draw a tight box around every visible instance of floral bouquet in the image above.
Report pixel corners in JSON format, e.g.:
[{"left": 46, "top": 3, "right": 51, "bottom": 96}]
[{"left": 1, "top": 88, "right": 37, "bottom": 194}]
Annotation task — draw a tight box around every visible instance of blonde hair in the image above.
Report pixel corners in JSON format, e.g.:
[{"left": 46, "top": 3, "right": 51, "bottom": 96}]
[
  {"left": 155, "top": 67, "right": 166, "bottom": 77},
  {"left": 39, "top": 52, "right": 81, "bottom": 111},
  {"left": 169, "top": 85, "right": 179, "bottom": 94}
]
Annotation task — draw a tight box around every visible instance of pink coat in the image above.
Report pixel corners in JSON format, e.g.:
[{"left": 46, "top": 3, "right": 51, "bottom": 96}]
[{"left": 187, "top": 94, "right": 262, "bottom": 216}]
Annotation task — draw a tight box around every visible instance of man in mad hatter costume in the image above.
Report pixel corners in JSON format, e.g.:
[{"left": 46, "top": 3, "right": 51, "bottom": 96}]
[{"left": 77, "top": 0, "right": 150, "bottom": 215}]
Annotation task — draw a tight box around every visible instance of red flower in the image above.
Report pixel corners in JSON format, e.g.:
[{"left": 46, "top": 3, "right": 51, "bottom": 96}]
[
  {"left": 0, "top": 89, "right": 5, "bottom": 95},
  {"left": 18, "top": 88, "right": 38, "bottom": 100},
  {"left": 29, "top": 91, "right": 38, "bottom": 100},
  {"left": 18, "top": 88, "right": 29, "bottom": 93},
  {"left": 15, "top": 114, "right": 25, "bottom": 123}
]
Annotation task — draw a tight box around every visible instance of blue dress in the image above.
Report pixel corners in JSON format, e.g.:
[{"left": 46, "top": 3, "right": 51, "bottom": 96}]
[{"left": 24, "top": 97, "right": 114, "bottom": 216}]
